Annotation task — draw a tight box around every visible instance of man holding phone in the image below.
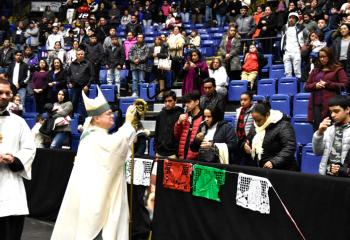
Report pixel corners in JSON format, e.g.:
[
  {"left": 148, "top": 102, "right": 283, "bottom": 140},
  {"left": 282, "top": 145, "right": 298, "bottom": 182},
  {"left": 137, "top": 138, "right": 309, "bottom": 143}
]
[{"left": 313, "top": 96, "right": 350, "bottom": 176}]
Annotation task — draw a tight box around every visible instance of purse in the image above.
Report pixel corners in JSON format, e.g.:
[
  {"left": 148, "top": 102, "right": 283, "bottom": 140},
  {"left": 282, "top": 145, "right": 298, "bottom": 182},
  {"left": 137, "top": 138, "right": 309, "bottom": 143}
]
[
  {"left": 158, "top": 58, "right": 172, "bottom": 71},
  {"left": 198, "top": 146, "right": 220, "bottom": 163}
]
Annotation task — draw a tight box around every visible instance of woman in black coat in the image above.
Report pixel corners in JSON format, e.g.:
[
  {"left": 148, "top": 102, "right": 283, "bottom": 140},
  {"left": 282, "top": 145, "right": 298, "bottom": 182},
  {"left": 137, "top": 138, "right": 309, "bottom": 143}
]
[
  {"left": 243, "top": 102, "right": 298, "bottom": 170},
  {"left": 47, "top": 58, "right": 68, "bottom": 103},
  {"left": 191, "top": 105, "right": 237, "bottom": 164},
  {"left": 257, "top": 6, "right": 277, "bottom": 54}
]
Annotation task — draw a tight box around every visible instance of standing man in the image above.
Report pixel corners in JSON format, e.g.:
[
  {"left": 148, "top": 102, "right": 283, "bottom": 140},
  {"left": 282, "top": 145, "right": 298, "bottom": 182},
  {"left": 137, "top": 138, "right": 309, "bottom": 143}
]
[
  {"left": 51, "top": 87, "right": 136, "bottom": 240},
  {"left": 67, "top": 49, "right": 94, "bottom": 113},
  {"left": 0, "top": 78, "right": 36, "bottom": 240},
  {"left": 235, "top": 5, "right": 256, "bottom": 52},
  {"left": 129, "top": 34, "right": 149, "bottom": 97},
  {"left": 154, "top": 90, "right": 183, "bottom": 159},
  {"left": 85, "top": 34, "right": 104, "bottom": 84},
  {"left": 200, "top": 78, "right": 226, "bottom": 118},
  {"left": 0, "top": 39, "right": 15, "bottom": 73},
  {"left": 313, "top": 96, "right": 350, "bottom": 176},
  {"left": 46, "top": 25, "right": 64, "bottom": 51},
  {"left": 174, "top": 91, "right": 203, "bottom": 160},
  {"left": 7, "top": 50, "right": 30, "bottom": 109},
  {"left": 281, "top": 12, "right": 308, "bottom": 79}
]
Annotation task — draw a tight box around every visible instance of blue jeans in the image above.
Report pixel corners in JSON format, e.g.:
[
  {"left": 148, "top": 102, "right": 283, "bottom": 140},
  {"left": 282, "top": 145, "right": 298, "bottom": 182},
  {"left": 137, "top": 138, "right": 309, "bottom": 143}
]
[
  {"left": 50, "top": 132, "right": 69, "bottom": 149},
  {"left": 71, "top": 87, "right": 83, "bottom": 113},
  {"left": 216, "top": 14, "right": 226, "bottom": 27},
  {"left": 131, "top": 70, "right": 145, "bottom": 95},
  {"left": 0, "top": 67, "right": 8, "bottom": 73},
  {"left": 205, "top": 6, "right": 212, "bottom": 22}
]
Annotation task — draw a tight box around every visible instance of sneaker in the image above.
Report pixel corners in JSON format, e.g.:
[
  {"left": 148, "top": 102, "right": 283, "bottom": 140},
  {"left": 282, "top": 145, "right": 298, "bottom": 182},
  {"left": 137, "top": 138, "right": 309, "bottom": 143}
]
[{"left": 131, "top": 93, "right": 138, "bottom": 97}]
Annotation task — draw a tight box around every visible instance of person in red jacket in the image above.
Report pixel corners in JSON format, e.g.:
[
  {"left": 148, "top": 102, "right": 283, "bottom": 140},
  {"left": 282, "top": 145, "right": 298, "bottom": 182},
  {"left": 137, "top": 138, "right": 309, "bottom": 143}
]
[{"left": 174, "top": 90, "right": 203, "bottom": 160}]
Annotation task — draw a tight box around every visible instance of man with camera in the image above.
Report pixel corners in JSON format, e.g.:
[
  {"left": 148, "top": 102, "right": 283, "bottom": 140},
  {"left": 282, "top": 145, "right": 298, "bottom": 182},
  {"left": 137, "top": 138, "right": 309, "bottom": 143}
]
[{"left": 313, "top": 96, "right": 350, "bottom": 177}]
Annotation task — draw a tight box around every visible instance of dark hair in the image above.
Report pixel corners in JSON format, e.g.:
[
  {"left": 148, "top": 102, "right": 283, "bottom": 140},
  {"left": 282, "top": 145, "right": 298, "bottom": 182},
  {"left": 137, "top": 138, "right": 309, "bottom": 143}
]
[
  {"left": 36, "top": 114, "right": 44, "bottom": 122},
  {"left": 240, "top": 91, "right": 253, "bottom": 100},
  {"left": 51, "top": 57, "right": 63, "bottom": 70},
  {"left": 205, "top": 105, "right": 224, "bottom": 124},
  {"left": 328, "top": 96, "right": 350, "bottom": 109},
  {"left": 252, "top": 101, "right": 271, "bottom": 117},
  {"left": 316, "top": 47, "right": 341, "bottom": 70},
  {"left": 190, "top": 48, "right": 202, "bottom": 60},
  {"left": 14, "top": 50, "right": 22, "bottom": 55},
  {"left": 58, "top": 89, "right": 70, "bottom": 102},
  {"left": 164, "top": 90, "right": 177, "bottom": 101},
  {"left": 183, "top": 90, "right": 200, "bottom": 103},
  {"left": 23, "top": 45, "right": 32, "bottom": 51},
  {"left": 203, "top": 78, "right": 216, "bottom": 87},
  {"left": 209, "top": 57, "right": 222, "bottom": 70}
]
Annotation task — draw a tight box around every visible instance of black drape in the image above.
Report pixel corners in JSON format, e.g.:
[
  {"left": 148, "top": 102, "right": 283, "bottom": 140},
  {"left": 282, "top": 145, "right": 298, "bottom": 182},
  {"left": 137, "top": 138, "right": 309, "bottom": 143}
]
[
  {"left": 24, "top": 148, "right": 75, "bottom": 222},
  {"left": 152, "top": 160, "right": 350, "bottom": 240}
]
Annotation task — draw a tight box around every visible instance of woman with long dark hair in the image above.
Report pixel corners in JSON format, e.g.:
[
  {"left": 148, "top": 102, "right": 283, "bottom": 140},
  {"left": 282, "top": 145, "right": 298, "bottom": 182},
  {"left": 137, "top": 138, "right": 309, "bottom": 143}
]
[
  {"left": 48, "top": 58, "right": 68, "bottom": 103},
  {"left": 191, "top": 105, "right": 237, "bottom": 164},
  {"left": 32, "top": 59, "right": 49, "bottom": 113},
  {"left": 181, "top": 49, "right": 209, "bottom": 95},
  {"left": 305, "top": 47, "right": 348, "bottom": 130},
  {"left": 50, "top": 89, "right": 73, "bottom": 149}
]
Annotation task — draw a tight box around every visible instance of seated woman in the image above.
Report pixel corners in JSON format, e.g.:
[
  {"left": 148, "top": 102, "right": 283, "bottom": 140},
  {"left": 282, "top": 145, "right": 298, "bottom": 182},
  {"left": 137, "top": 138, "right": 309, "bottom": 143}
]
[
  {"left": 243, "top": 102, "right": 298, "bottom": 170},
  {"left": 209, "top": 57, "right": 228, "bottom": 95},
  {"left": 50, "top": 89, "right": 73, "bottom": 149},
  {"left": 190, "top": 105, "right": 237, "bottom": 164}
]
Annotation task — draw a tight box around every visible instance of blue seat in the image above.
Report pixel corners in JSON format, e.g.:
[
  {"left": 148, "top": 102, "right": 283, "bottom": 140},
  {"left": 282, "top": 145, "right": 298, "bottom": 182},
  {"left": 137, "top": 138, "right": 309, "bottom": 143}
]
[
  {"left": 257, "top": 78, "right": 276, "bottom": 97},
  {"left": 301, "top": 144, "right": 322, "bottom": 174},
  {"left": 278, "top": 77, "right": 298, "bottom": 95},
  {"left": 119, "top": 97, "right": 137, "bottom": 117},
  {"left": 293, "top": 93, "right": 310, "bottom": 117},
  {"left": 208, "top": 27, "right": 221, "bottom": 33},
  {"left": 262, "top": 54, "right": 272, "bottom": 77},
  {"left": 99, "top": 69, "right": 107, "bottom": 84},
  {"left": 145, "top": 36, "right": 155, "bottom": 43},
  {"left": 212, "top": 33, "right": 224, "bottom": 39},
  {"left": 228, "top": 80, "right": 248, "bottom": 101},
  {"left": 70, "top": 117, "right": 79, "bottom": 135},
  {"left": 24, "top": 117, "right": 36, "bottom": 129},
  {"left": 202, "top": 40, "right": 214, "bottom": 46},
  {"left": 204, "top": 46, "right": 215, "bottom": 57},
  {"left": 195, "top": 23, "right": 205, "bottom": 28},
  {"left": 139, "top": 83, "right": 156, "bottom": 102},
  {"left": 270, "top": 69, "right": 284, "bottom": 80},
  {"left": 101, "top": 84, "right": 116, "bottom": 102},
  {"left": 183, "top": 23, "right": 193, "bottom": 29},
  {"left": 149, "top": 137, "right": 155, "bottom": 157},
  {"left": 25, "top": 96, "right": 36, "bottom": 113},
  {"left": 89, "top": 84, "right": 97, "bottom": 98},
  {"left": 166, "top": 71, "right": 173, "bottom": 88},
  {"left": 292, "top": 116, "right": 313, "bottom": 145},
  {"left": 253, "top": 95, "right": 265, "bottom": 102},
  {"left": 198, "top": 28, "right": 208, "bottom": 34},
  {"left": 199, "top": 47, "right": 207, "bottom": 57},
  {"left": 271, "top": 64, "right": 284, "bottom": 70},
  {"left": 200, "top": 34, "right": 210, "bottom": 40},
  {"left": 270, "top": 94, "right": 291, "bottom": 116},
  {"left": 224, "top": 113, "right": 236, "bottom": 127}
]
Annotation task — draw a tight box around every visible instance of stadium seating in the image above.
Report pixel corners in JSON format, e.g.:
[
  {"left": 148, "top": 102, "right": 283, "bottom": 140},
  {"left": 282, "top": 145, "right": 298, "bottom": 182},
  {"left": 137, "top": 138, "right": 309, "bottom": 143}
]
[
  {"left": 89, "top": 84, "right": 97, "bottom": 98},
  {"left": 228, "top": 80, "right": 248, "bottom": 101},
  {"left": 293, "top": 93, "right": 310, "bottom": 117},
  {"left": 224, "top": 112, "right": 236, "bottom": 127},
  {"left": 301, "top": 144, "right": 322, "bottom": 174},
  {"left": 270, "top": 94, "right": 291, "bottom": 116},
  {"left": 101, "top": 84, "right": 116, "bottom": 102},
  {"left": 119, "top": 97, "right": 138, "bottom": 117},
  {"left": 139, "top": 83, "right": 156, "bottom": 102},
  {"left": 252, "top": 95, "right": 265, "bottom": 102},
  {"left": 257, "top": 78, "right": 276, "bottom": 97},
  {"left": 278, "top": 77, "right": 298, "bottom": 95},
  {"left": 292, "top": 116, "right": 313, "bottom": 145}
]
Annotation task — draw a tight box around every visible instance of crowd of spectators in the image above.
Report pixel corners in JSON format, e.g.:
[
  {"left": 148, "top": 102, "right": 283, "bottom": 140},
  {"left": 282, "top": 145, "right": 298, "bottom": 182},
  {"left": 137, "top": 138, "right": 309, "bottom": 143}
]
[{"left": 0, "top": 0, "right": 350, "bottom": 176}]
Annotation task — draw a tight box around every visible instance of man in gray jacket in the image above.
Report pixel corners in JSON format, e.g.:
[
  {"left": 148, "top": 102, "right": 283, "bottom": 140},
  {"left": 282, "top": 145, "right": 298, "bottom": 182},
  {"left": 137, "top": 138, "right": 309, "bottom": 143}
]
[
  {"left": 24, "top": 21, "right": 39, "bottom": 50},
  {"left": 313, "top": 96, "right": 350, "bottom": 176}
]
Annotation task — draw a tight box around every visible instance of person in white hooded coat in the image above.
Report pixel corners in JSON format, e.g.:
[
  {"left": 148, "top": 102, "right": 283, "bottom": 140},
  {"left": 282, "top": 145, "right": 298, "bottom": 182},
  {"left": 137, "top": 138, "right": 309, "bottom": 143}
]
[{"left": 51, "top": 86, "right": 136, "bottom": 240}]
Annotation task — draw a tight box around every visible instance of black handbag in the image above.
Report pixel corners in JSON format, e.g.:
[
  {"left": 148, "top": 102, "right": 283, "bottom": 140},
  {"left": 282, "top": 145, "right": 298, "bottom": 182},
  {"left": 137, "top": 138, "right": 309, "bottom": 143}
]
[{"left": 198, "top": 146, "right": 220, "bottom": 163}]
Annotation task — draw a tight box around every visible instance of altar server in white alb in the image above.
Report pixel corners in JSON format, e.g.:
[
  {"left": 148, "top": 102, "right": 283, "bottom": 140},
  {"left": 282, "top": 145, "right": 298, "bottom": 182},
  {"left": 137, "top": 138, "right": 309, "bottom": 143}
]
[
  {"left": 0, "top": 78, "right": 36, "bottom": 240},
  {"left": 51, "top": 86, "right": 136, "bottom": 240}
]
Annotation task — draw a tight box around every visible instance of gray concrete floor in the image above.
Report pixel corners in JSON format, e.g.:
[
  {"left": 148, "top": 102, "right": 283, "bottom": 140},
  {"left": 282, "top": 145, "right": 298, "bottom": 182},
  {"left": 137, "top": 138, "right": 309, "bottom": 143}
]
[{"left": 21, "top": 217, "right": 53, "bottom": 240}]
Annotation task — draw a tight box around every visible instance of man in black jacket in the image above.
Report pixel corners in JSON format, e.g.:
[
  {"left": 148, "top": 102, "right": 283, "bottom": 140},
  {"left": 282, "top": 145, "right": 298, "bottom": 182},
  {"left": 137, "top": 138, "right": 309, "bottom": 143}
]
[
  {"left": 154, "top": 90, "right": 183, "bottom": 158},
  {"left": 67, "top": 49, "right": 94, "bottom": 113},
  {"left": 0, "top": 39, "right": 15, "bottom": 73},
  {"left": 84, "top": 34, "right": 104, "bottom": 84},
  {"left": 125, "top": 15, "right": 143, "bottom": 37},
  {"left": 7, "top": 51, "right": 29, "bottom": 110},
  {"left": 200, "top": 78, "right": 226, "bottom": 119}
]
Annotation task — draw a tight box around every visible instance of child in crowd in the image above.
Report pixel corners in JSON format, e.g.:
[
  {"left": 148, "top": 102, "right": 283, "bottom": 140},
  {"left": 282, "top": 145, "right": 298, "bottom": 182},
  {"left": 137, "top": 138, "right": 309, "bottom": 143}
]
[
  {"left": 31, "top": 114, "right": 45, "bottom": 148},
  {"left": 308, "top": 31, "right": 326, "bottom": 72},
  {"left": 241, "top": 44, "right": 265, "bottom": 90},
  {"left": 8, "top": 94, "right": 24, "bottom": 116}
]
